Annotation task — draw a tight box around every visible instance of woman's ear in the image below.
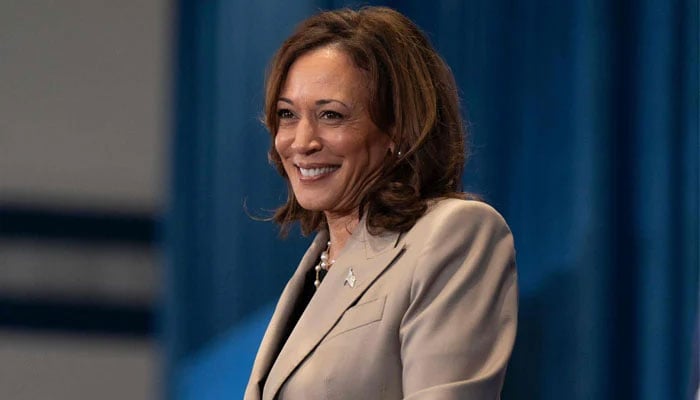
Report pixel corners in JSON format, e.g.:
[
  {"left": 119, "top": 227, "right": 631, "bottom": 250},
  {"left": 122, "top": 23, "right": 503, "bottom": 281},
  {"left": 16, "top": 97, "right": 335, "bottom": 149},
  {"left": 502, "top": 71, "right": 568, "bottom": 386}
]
[
  {"left": 387, "top": 130, "right": 397, "bottom": 154},
  {"left": 386, "top": 127, "right": 399, "bottom": 156}
]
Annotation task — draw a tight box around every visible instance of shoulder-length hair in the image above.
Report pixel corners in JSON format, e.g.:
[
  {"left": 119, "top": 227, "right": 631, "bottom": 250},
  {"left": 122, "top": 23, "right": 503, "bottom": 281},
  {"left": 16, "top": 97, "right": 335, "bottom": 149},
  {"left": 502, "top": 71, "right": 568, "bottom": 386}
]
[{"left": 264, "top": 6, "right": 468, "bottom": 236}]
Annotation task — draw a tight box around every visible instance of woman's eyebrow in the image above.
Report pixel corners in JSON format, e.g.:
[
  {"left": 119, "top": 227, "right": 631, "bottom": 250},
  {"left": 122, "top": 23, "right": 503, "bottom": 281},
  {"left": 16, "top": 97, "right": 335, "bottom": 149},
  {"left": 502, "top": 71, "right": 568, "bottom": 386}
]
[
  {"left": 277, "top": 97, "right": 349, "bottom": 109},
  {"left": 316, "top": 99, "right": 349, "bottom": 108}
]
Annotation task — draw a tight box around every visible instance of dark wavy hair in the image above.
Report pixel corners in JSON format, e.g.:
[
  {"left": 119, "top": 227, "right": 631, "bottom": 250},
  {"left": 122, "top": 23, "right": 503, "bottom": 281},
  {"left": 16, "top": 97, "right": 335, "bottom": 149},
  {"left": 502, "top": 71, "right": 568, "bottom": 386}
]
[{"left": 264, "top": 6, "right": 469, "bottom": 236}]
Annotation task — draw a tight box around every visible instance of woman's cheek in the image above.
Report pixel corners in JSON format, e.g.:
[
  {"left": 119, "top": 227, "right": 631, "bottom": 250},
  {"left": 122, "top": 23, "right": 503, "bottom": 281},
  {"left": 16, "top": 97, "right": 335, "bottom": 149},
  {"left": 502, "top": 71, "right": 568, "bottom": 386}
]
[{"left": 274, "top": 130, "right": 290, "bottom": 156}]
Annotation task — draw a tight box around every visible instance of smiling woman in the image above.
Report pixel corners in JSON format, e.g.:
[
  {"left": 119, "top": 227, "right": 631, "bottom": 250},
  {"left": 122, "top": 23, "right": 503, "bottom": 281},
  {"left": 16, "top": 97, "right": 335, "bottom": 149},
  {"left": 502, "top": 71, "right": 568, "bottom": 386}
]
[{"left": 246, "top": 7, "right": 518, "bottom": 400}]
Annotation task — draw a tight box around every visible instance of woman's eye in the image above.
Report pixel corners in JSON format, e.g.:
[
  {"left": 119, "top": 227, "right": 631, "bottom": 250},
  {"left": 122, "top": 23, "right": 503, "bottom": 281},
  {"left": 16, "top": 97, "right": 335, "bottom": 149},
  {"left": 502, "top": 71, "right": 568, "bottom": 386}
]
[
  {"left": 277, "top": 109, "right": 294, "bottom": 119},
  {"left": 320, "top": 110, "right": 343, "bottom": 120}
]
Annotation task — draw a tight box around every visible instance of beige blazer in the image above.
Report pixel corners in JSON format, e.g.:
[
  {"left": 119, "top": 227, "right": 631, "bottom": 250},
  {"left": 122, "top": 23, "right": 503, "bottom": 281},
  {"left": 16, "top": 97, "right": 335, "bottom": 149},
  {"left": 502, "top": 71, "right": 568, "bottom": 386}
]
[{"left": 245, "top": 199, "right": 518, "bottom": 400}]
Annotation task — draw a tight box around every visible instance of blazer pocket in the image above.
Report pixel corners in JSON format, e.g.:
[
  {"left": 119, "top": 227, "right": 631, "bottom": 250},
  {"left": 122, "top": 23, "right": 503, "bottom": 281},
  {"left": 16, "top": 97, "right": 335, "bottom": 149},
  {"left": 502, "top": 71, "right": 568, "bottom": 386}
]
[{"left": 327, "top": 296, "right": 387, "bottom": 340}]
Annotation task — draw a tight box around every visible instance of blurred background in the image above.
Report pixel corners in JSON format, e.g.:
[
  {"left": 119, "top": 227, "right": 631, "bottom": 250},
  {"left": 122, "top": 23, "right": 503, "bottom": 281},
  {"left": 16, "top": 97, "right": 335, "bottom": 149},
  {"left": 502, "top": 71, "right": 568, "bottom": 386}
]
[
  {"left": 1, "top": 1, "right": 698, "bottom": 399},
  {"left": 1, "top": 1, "right": 168, "bottom": 399}
]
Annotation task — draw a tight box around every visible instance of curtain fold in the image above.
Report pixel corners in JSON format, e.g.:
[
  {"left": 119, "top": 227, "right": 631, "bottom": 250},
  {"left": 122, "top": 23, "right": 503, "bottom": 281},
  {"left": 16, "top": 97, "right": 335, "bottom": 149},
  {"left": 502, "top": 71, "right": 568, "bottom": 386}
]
[{"left": 164, "top": 0, "right": 699, "bottom": 398}]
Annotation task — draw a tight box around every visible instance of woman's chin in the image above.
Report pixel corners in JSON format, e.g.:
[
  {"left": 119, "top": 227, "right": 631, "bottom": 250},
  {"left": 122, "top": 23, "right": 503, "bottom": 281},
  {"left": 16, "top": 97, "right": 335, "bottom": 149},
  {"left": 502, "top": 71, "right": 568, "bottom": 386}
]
[{"left": 295, "top": 197, "right": 332, "bottom": 213}]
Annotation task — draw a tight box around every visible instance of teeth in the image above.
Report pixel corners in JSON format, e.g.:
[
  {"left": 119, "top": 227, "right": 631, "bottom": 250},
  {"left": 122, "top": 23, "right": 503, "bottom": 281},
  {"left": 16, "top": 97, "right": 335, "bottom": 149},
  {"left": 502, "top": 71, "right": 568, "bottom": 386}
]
[{"left": 298, "top": 166, "right": 339, "bottom": 178}]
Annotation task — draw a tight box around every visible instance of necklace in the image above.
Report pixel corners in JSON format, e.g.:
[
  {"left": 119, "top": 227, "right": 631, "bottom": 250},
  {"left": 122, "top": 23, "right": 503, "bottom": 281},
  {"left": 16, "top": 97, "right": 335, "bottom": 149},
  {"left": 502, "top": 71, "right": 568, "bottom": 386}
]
[{"left": 314, "top": 240, "right": 335, "bottom": 289}]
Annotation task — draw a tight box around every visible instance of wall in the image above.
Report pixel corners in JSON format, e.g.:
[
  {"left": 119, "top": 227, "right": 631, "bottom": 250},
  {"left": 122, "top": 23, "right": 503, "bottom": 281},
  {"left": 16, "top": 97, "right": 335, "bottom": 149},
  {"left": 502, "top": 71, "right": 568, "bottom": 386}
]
[{"left": 0, "top": 1, "right": 171, "bottom": 398}]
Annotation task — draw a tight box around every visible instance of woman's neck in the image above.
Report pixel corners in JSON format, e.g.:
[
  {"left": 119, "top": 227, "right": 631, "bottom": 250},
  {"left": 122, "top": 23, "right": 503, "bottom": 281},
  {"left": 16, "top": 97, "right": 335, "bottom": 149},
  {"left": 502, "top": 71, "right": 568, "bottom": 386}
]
[{"left": 324, "top": 211, "right": 360, "bottom": 264}]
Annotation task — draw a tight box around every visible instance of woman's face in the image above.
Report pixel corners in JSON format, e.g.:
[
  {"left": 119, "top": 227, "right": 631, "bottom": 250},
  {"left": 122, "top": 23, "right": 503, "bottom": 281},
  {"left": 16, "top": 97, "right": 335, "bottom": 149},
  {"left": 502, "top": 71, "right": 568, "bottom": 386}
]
[{"left": 275, "top": 46, "right": 392, "bottom": 215}]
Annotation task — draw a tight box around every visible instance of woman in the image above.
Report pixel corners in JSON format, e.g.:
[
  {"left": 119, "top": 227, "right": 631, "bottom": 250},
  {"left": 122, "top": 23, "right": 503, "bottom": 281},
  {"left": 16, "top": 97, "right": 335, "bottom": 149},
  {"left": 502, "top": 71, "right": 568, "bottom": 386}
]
[{"left": 246, "top": 7, "right": 517, "bottom": 400}]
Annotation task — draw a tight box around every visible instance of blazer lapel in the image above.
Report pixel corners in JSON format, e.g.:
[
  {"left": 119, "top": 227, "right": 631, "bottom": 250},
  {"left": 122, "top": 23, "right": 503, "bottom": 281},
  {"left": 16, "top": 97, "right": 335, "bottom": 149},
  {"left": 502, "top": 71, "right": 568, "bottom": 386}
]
[
  {"left": 263, "top": 224, "right": 405, "bottom": 400},
  {"left": 246, "top": 232, "right": 328, "bottom": 398}
]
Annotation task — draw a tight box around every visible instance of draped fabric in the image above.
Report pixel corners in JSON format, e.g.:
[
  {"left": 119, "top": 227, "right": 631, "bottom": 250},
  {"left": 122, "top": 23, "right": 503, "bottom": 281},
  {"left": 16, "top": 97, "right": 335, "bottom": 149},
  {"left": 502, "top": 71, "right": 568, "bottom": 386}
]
[{"left": 164, "top": 0, "right": 699, "bottom": 398}]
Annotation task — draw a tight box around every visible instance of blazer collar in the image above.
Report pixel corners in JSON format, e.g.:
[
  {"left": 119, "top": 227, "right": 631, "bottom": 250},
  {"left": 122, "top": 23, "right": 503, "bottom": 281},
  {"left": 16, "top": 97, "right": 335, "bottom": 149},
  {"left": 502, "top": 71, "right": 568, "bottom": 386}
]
[
  {"left": 262, "top": 222, "right": 405, "bottom": 400},
  {"left": 246, "top": 231, "right": 328, "bottom": 398}
]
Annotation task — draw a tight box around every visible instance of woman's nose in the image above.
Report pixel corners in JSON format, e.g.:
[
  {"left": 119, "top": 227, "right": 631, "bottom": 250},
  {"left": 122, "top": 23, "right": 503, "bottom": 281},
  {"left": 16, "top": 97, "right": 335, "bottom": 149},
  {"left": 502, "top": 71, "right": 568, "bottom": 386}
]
[{"left": 290, "top": 118, "right": 321, "bottom": 154}]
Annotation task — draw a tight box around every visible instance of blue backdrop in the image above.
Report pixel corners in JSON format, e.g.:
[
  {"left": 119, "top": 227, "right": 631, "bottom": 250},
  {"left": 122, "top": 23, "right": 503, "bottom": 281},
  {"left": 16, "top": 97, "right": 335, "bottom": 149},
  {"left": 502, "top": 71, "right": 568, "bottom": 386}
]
[{"left": 163, "top": 0, "right": 699, "bottom": 399}]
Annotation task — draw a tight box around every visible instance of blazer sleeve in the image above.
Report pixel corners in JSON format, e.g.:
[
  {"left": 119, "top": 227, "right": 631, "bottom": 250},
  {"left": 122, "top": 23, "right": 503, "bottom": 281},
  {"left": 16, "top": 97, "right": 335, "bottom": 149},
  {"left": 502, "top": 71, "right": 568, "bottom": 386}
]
[{"left": 400, "top": 201, "right": 518, "bottom": 400}]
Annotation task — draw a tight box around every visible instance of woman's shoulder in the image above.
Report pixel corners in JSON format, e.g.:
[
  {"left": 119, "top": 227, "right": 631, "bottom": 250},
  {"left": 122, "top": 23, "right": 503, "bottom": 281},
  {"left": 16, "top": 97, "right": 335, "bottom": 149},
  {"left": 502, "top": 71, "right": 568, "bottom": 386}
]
[{"left": 417, "top": 197, "right": 512, "bottom": 234}]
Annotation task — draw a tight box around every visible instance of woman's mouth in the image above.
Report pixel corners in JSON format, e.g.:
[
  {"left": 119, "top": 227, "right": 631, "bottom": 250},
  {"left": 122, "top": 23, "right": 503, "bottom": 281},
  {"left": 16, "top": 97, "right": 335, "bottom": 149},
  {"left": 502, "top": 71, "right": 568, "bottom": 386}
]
[{"left": 297, "top": 165, "right": 340, "bottom": 179}]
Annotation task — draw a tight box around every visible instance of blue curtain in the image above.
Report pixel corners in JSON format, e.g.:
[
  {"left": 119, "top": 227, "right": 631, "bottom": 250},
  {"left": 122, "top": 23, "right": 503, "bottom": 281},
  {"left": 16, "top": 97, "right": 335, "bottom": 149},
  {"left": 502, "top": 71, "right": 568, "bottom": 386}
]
[{"left": 164, "top": 0, "right": 699, "bottom": 399}]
